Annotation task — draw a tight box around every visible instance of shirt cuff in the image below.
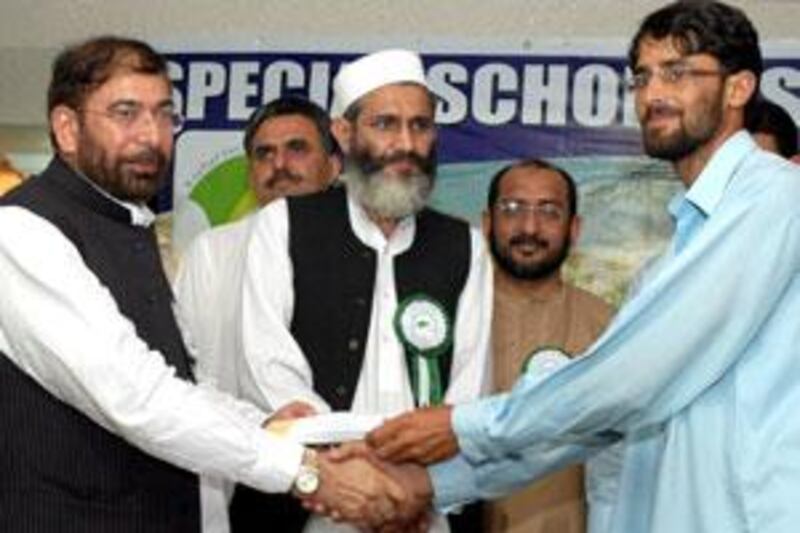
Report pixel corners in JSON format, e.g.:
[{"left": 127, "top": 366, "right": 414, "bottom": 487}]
[
  {"left": 429, "top": 454, "right": 479, "bottom": 512},
  {"left": 239, "top": 432, "right": 305, "bottom": 493},
  {"left": 452, "top": 396, "right": 505, "bottom": 463}
]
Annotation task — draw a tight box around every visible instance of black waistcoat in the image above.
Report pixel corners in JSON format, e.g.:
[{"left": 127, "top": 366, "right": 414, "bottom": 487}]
[
  {"left": 230, "top": 187, "right": 473, "bottom": 533},
  {"left": 0, "top": 158, "right": 199, "bottom": 532},
  {"left": 287, "top": 187, "right": 471, "bottom": 410}
]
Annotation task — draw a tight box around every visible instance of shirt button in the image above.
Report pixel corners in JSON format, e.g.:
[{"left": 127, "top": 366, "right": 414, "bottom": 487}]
[
  {"left": 147, "top": 294, "right": 158, "bottom": 304},
  {"left": 348, "top": 338, "right": 360, "bottom": 352},
  {"left": 335, "top": 385, "right": 347, "bottom": 397},
  {"left": 354, "top": 297, "right": 367, "bottom": 307}
]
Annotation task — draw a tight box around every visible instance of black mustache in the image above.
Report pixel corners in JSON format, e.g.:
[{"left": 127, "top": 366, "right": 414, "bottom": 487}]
[
  {"left": 360, "top": 151, "right": 429, "bottom": 175},
  {"left": 644, "top": 103, "right": 681, "bottom": 122},
  {"left": 381, "top": 152, "right": 427, "bottom": 167},
  {"left": 509, "top": 234, "right": 548, "bottom": 248},
  {"left": 267, "top": 169, "right": 302, "bottom": 186},
  {"left": 125, "top": 149, "right": 164, "bottom": 166}
]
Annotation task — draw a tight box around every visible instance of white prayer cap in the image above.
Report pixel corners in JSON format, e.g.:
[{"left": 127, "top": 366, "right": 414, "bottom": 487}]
[{"left": 331, "top": 49, "right": 428, "bottom": 118}]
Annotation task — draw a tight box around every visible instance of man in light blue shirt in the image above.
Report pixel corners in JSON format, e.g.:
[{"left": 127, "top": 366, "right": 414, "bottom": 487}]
[{"left": 361, "top": 2, "right": 800, "bottom": 532}]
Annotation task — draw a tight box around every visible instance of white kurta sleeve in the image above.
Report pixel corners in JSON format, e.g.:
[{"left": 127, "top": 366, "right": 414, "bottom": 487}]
[
  {"left": 174, "top": 222, "right": 265, "bottom": 423},
  {"left": 0, "top": 207, "right": 304, "bottom": 493},
  {"left": 173, "top": 231, "right": 215, "bottom": 375},
  {"left": 239, "top": 200, "right": 331, "bottom": 413},
  {"left": 443, "top": 227, "right": 493, "bottom": 404}
]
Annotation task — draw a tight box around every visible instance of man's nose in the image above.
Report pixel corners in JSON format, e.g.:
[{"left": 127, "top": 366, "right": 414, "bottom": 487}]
[
  {"left": 637, "top": 71, "right": 674, "bottom": 110},
  {"left": 273, "top": 148, "right": 288, "bottom": 170},
  {"left": 517, "top": 210, "right": 541, "bottom": 234},
  {"left": 133, "top": 110, "right": 162, "bottom": 146},
  {"left": 394, "top": 124, "right": 415, "bottom": 153}
]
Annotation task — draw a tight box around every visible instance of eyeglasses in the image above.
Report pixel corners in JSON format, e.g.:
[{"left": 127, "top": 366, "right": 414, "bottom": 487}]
[
  {"left": 83, "top": 102, "right": 184, "bottom": 134},
  {"left": 495, "top": 198, "right": 567, "bottom": 222},
  {"left": 625, "top": 63, "right": 727, "bottom": 92}
]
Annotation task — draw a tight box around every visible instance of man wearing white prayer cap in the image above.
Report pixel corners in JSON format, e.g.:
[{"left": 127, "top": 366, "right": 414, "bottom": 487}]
[
  {"left": 235, "top": 49, "right": 493, "bottom": 533},
  {"left": 330, "top": 49, "right": 427, "bottom": 118}
]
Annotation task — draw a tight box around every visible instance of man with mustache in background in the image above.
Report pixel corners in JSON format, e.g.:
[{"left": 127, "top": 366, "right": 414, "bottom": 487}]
[{"left": 234, "top": 49, "right": 492, "bottom": 532}]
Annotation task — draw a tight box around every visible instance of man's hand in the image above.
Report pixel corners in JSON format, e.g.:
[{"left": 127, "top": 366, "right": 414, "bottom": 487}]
[
  {"left": 262, "top": 400, "right": 317, "bottom": 432},
  {"left": 327, "top": 441, "right": 435, "bottom": 531},
  {"left": 269, "top": 400, "right": 317, "bottom": 422},
  {"left": 298, "top": 452, "right": 410, "bottom": 529},
  {"left": 373, "top": 457, "right": 435, "bottom": 532},
  {"left": 367, "top": 405, "right": 458, "bottom": 464}
]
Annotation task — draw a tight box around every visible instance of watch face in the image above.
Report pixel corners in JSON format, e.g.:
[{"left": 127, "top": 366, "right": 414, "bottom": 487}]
[{"left": 296, "top": 467, "right": 320, "bottom": 495}]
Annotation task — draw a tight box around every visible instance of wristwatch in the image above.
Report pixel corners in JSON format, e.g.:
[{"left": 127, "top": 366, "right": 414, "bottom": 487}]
[{"left": 293, "top": 449, "right": 320, "bottom": 495}]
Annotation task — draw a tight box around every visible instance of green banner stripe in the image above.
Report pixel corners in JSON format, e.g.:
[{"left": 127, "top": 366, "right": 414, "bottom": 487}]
[{"left": 189, "top": 155, "right": 251, "bottom": 226}]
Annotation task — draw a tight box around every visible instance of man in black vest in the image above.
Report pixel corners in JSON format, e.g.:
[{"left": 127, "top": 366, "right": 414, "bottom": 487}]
[
  {"left": 0, "top": 36, "right": 416, "bottom": 533},
  {"left": 238, "top": 49, "right": 493, "bottom": 532}
]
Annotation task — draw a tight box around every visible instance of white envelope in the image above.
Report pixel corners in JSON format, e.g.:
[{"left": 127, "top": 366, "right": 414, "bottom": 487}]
[{"left": 266, "top": 412, "right": 386, "bottom": 445}]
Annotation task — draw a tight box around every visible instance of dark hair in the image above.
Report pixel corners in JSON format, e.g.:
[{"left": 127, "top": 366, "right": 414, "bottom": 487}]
[
  {"left": 47, "top": 36, "right": 168, "bottom": 149},
  {"left": 243, "top": 96, "right": 339, "bottom": 158},
  {"left": 48, "top": 36, "right": 168, "bottom": 115},
  {"left": 487, "top": 159, "right": 578, "bottom": 217},
  {"left": 745, "top": 98, "right": 798, "bottom": 158},
  {"left": 628, "top": 1, "right": 762, "bottom": 109}
]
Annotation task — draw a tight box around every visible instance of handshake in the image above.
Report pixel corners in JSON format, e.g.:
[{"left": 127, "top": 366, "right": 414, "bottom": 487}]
[{"left": 269, "top": 402, "right": 460, "bottom": 532}]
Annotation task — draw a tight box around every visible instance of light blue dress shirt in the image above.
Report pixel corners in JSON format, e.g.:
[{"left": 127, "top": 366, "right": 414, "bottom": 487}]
[
  {"left": 431, "top": 132, "right": 800, "bottom": 533},
  {"left": 586, "top": 183, "right": 704, "bottom": 533}
]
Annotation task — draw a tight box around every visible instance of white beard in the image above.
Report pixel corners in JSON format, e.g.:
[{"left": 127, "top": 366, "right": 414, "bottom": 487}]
[{"left": 343, "top": 166, "right": 433, "bottom": 220}]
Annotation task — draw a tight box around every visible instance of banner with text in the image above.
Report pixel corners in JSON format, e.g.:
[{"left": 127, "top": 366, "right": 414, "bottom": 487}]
[{"left": 165, "top": 50, "right": 800, "bottom": 302}]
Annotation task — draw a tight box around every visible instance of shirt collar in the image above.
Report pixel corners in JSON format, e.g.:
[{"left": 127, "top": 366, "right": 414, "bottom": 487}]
[
  {"left": 74, "top": 169, "right": 156, "bottom": 227},
  {"left": 667, "top": 130, "right": 757, "bottom": 221},
  {"left": 345, "top": 184, "right": 416, "bottom": 254},
  {"left": 683, "top": 130, "right": 757, "bottom": 217}
]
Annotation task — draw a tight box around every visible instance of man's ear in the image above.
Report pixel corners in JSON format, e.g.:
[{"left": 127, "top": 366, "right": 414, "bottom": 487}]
[
  {"left": 327, "top": 154, "right": 343, "bottom": 182},
  {"left": 725, "top": 70, "right": 758, "bottom": 111},
  {"left": 50, "top": 105, "right": 80, "bottom": 157},
  {"left": 330, "top": 118, "right": 352, "bottom": 156}
]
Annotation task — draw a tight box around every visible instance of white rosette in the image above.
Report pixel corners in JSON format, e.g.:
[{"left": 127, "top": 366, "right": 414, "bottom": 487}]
[
  {"left": 394, "top": 294, "right": 452, "bottom": 406},
  {"left": 399, "top": 300, "right": 448, "bottom": 351},
  {"left": 521, "top": 346, "right": 572, "bottom": 384}
]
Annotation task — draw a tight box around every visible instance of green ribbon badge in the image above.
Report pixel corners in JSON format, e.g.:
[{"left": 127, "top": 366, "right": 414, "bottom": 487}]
[
  {"left": 521, "top": 346, "right": 571, "bottom": 380},
  {"left": 394, "top": 294, "right": 453, "bottom": 407}
]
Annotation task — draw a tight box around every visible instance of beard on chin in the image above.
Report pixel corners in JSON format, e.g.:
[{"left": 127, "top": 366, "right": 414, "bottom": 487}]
[
  {"left": 344, "top": 148, "right": 436, "bottom": 220},
  {"left": 78, "top": 146, "right": 168, "bottom": 203},
  {"left": 641, "top": 100, "right": 722, "bottom": 162},
  {"left": 490, "top": 232, "right": 570, "bottom": 280},
  {"left": 642, "top": 127, "right": 708, "bottom": 161}
]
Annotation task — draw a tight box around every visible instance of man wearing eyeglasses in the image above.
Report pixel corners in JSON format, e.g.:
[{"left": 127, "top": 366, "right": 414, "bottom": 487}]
[
  {"left": 0, "top": 36, "right": 412, "bottom": 533},
  {"left": 482, "top": 160, "right": 612, "bottom": 533},
  {"left": 360, "top": 2, "right": 800, "bottom": 532}
]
